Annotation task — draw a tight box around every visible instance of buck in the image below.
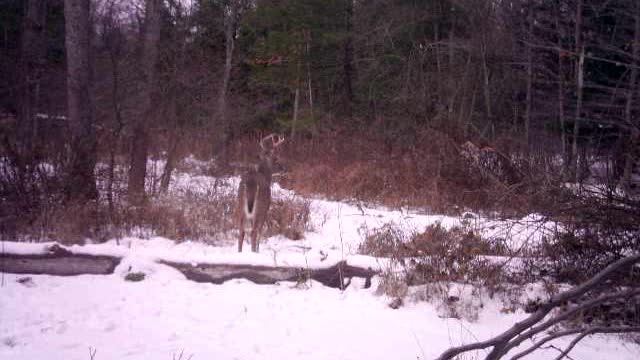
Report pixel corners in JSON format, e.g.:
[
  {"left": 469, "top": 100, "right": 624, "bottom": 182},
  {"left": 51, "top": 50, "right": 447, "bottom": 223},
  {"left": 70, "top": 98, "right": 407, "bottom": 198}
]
[{"left": 236, "top": 134, "right": 286, "bottom": 252}]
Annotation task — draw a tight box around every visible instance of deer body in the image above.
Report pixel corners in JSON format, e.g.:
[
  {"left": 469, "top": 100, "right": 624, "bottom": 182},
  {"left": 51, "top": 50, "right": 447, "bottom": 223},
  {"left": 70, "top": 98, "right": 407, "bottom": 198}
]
[{"left": 237, "top": 134, "right": 284, "bottom": 253}]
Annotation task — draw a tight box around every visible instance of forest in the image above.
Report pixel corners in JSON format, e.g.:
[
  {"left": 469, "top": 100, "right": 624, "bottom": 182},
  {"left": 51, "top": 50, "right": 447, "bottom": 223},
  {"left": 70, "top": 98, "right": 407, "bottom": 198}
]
[{"left": 1, "top": 1, "right": 639, "bottom": 359}]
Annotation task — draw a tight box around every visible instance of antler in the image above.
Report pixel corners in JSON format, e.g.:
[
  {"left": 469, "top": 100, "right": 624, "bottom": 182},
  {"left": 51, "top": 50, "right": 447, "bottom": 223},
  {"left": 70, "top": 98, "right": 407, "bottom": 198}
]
[
  {"left": 272, "top": 134, "right": 285, "bottom": 148},
  {"left": 259, "top": 133, "right": 285, "bottom": 150}
]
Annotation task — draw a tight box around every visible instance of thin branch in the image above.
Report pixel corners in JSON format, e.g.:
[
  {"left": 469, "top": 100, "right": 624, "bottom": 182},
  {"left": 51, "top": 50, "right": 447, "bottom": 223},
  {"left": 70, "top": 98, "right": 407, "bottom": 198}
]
[
  {"left": 511, "top": 326, "right": 640, "bottom": 360},
  {"left": 553, "top": 326, "right": 640, "bottom": 360}
]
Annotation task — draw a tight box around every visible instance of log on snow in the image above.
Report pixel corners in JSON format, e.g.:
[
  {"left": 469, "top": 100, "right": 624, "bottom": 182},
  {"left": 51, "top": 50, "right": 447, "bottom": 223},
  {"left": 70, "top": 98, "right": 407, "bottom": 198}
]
[
  {"left": 160, "top": 260, "right": 378, "bottom": 289},
  {"left": 0, "top": 244, "right": 121, "bottom": 276}
]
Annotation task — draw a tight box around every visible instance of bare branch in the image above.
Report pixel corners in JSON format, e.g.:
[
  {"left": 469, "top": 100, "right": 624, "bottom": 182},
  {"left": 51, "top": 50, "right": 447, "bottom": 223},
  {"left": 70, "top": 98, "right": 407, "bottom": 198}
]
[
  {"left": 511, "top": 326, "right": 640, "bottom": 360},
  {"left": 435, "top": 255, "right": 640, "bottom": 360},
  {"left": 552, "top": 326, "right": 640, "bottom": 360}
]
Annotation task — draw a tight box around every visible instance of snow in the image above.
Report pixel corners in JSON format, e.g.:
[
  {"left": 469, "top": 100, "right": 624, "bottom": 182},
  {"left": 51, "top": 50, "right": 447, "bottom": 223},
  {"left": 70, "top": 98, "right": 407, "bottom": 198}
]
[
  {"left": 2, "top": 271, "right": 637, "bottom": 360},
  {"left": 2, "top": 163, "right": 639, "bottom": 360}
]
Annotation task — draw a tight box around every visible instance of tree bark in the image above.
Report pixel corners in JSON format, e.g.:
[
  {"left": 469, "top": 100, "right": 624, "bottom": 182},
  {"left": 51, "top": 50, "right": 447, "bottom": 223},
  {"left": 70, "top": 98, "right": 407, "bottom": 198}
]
[
  {"left": 17, "top": 0, "right": 48, "bottom": 165},
  {"left": 342, "top": 0, "right": 355, "bottom": 118},
  {"left": 620, "top": 0, "right": 640, "bottom": 192},
  {"left": 572, "top": 0, "right": 584, "bottom": 183},
  {"left": 64, "top": 0, "right": 98, "bottom": 201},
  {"left": 160, "top": 4, "right": 188, "bottom": 193},
  {"left": 555, "top": 0, "right": 568, "bottom": 173},
  {"left": 524, "top": 4, "right": 534, "bottom": 149},
  {"left": 160, "top": 129, "right": 179, "bottom": 193},
  {"left": 0, "top": 244, "right": 377, "bottom": 290},
  {"left": 305, "top": 29, "right": 314, "bottom": 122},
  {"left": 128, "top": 0, "right": 162, "bottom": 204},
  {"left": 161, "top": 260, "right": 377, "bottom": 290},
  {"left": 217, "top": 1, "right": 237, "bottom": 125},
  {"left": 481, "top": 36, "right": 493, "bottom": 137},
  {"left": 0, "top": 244, "right": 120, "bottom": 275}
]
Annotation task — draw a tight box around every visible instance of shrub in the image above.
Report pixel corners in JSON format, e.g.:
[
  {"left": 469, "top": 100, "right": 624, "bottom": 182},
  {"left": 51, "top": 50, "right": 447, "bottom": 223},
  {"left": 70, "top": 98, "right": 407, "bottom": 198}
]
[
  {"left": 265, "top": 197, "right": 313, "bottom": 240},
  {"left": 360, "top": 222, "right": 505, "bottom": 292}
]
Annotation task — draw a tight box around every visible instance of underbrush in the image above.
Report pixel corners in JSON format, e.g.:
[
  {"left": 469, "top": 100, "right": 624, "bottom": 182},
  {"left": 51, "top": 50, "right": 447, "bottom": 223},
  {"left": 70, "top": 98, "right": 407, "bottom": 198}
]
[
  {"left": 271, "top": 126, "right": 564, "bottom": 216},
  {"left": 0, "top": 157, "right": 312, "bottom": 244},
  {"left": 360, "top": 222, "right": 513, "bottom": 319},
  {"left": 264, "top": 197, "right": 313, "bottom": 240},
  {"left": 361, "top": 217, "right": 639, "bottom": 329}
]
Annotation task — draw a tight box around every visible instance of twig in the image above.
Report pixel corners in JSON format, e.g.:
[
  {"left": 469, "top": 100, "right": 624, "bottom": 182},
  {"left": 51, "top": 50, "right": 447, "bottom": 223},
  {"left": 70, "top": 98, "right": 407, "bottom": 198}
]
[
  {"left": 552, "top": 326, "right": 640, "bottom": 360},
  {"left": 412, "top": 331, "right": 427, "bottom": 360},
  {"left": 511, "top": 326, "right": 640, "bottom": 360},
  {"left": 1, "top": 241, "right": 5, "bottom": 287},
  {"left": 88, "top": 346, "right": 97, "bottom": 360},
  {"left": 543, "top": 344, "right": 576, "bottom": 360},
  {"left": 173, "top": 349, "right": 193, "bottom": 360}
]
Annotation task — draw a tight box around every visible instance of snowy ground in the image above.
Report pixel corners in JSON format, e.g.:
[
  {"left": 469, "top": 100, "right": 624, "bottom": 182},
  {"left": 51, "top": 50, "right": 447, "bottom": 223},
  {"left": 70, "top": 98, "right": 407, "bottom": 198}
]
[{"left": 1, "top": 163, "right": 639, "bottom": 360}]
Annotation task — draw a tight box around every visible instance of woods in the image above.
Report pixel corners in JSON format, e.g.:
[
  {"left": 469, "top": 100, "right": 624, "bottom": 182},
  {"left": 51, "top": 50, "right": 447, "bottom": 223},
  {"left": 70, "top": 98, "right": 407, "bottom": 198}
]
[
  {"left": 2, "top": 0, "right": 640, "bottom": 205},
  {"left": 1, "top": 1, "right": 639, "bottom": 359}
]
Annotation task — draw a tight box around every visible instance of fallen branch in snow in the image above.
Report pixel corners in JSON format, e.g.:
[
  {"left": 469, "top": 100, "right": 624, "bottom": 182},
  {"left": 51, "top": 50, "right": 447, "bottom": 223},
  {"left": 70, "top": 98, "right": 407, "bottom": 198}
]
[
  {"left": 0, "top": 244, "right": 121, "bottom": 276},
  {"left": 509, "top": 326, "right": 640, "bottom": 360},
  {"left": 160, "top": 260, "right": 378, "bottom": 289},
  {"left": 434, "top": 254, "right": 640, "bottom": 360},
  {"left": 0, "top": 243, "right": 378, "bottom": 289}
]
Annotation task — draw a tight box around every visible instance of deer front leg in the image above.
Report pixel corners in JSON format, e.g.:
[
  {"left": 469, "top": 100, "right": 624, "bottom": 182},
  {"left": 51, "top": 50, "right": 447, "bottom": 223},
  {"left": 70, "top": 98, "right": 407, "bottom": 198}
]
[
  {"left": 238, "top": 216, "right": 245, "bottom": 252},
  {"left": 250, "top": 226, "right": 259, "bottom": 252}
]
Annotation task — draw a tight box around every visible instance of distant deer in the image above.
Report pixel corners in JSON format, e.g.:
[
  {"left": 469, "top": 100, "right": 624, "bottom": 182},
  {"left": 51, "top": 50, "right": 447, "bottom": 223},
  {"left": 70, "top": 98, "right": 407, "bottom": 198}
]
[{"left": 237, "top": 134, "right": 286, "bottom": 252}]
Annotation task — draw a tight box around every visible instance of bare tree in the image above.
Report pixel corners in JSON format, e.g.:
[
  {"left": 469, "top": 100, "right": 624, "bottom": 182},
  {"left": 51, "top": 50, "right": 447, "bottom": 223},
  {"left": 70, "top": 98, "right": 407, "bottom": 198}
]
[
  {"left": 524, "top": 1, "right": 534, "bottom": 148},
  {"left": 342, "top": 0, "right": 355, "bottom": 118},
  {"left": 571, "top": 0, "right": 584, "bottom": 183},
  {"left": 620, "top": 0, "right": 640, "bottom": 192},
  {"left": 217, "top": 0, "right": 240, "bottom": 125},
  {"left": 160, "top": 0, "right": 189, "bottom": 193},
  {"left": 99, "top": 0, "right": 127, "bottom": 212},
  {"left": 64, "top": 0, "right": 97, "bottom": 200},
  {"left": 17, "top": 0, "right": 48, "bottom": 165},
  {"left": 128, "top": 0, "right": 162, "bottom": 204},
  {"left": 554, "top": 0, "right": 568, "bottom": 170}
]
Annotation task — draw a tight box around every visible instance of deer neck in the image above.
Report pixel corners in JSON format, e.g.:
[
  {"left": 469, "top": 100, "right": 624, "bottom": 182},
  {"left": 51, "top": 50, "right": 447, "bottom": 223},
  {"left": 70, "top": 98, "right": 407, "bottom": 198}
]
[{"left": 256, "top": 161, "right": 273, "bottom": 180}]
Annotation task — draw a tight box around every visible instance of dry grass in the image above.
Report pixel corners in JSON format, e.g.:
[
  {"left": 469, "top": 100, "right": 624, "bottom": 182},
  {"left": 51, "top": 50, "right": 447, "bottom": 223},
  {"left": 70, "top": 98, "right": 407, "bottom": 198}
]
[
  {"left": 265, "top": 197, "right": 313, "bottom": 240},
  {"left": 267, "top": 126, "right": 531, "bottom": 214}
]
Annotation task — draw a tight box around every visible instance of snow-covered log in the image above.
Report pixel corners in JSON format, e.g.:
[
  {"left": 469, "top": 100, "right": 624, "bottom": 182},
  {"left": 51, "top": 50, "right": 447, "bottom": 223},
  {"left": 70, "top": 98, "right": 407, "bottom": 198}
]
[
  {"left": 0, "top": 244, "right": 121, "bottom": 276},
  {"left": 0, "top": 243, "right": 377, "bottom": 289},
  {"left": 160, "top": 260, "right": 377, "bottom": 289}
]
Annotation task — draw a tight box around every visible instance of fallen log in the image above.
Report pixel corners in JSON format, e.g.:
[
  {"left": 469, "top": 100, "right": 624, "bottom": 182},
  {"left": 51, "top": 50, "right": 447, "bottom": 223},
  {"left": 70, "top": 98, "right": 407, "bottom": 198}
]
[
  {"left": 1, "top": 243, "right": 378, "bottom": 289},
  {"left": 160, "top": 260, "right": 378, "bottom": 289},
  {"left": 0, "top": 244, "right": 121, "bottom": 276}
]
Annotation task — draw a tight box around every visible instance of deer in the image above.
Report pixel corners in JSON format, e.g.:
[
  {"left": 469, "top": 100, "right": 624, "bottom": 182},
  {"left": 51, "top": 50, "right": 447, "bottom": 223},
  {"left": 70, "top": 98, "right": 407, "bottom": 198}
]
[{"left": 236, "top": 134, "right": 286, "bottom": 253}]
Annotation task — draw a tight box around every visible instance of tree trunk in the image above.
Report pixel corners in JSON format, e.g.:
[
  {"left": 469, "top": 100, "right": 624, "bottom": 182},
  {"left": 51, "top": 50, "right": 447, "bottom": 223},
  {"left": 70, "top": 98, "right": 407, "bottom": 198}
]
[
  {"left": 555, "top": 0, "right": 568, "bottom": 174},
  {"left": 161, "top": 260, "right": 377, "bottom": 290},
  {"left": 524, "top": 5, "right": 534, "bottom": 149},
  {"left": 106, "top": 46, "right": 123, "bottom": 213},
  {"left": 64, "top": 0, "right": 97, "bottom": 201},
  {"left": 481, "top": 36, "right": 493, "bottom": 136},
  {"left": 0, "top": 244, "right": 120, "bottom": 276},
  {"left": 160, "top": 131, "right": 179, "bottom": 193},
  {"left": 0, "top": 244, "right": 377, "bottom": 291},
  {"left": 305, "top": 29, "right": 314, "bottom": 122},
  {"left": 217, "top": 1, "right": 237, "bottom": 128},
  {"left": 342, "top": 0, "right": 355, "bottom": 118},
  {"left": 128, "top": 0, "right": 162, "bottom": 204},
  {"left": 160, "top": 6, "right": 188, "bottom": 194},
  {"left": 292, "top": 55, "right": 300, "bottom": 138},
  {"left": 571, "top": 0, "right": 584, "bottom": 184},
  {"left": 620, "top": 1, "right": 640, "bottom": 192},
  {"left": 17, "top": 0, "right": 48, "bottom": 166}
]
